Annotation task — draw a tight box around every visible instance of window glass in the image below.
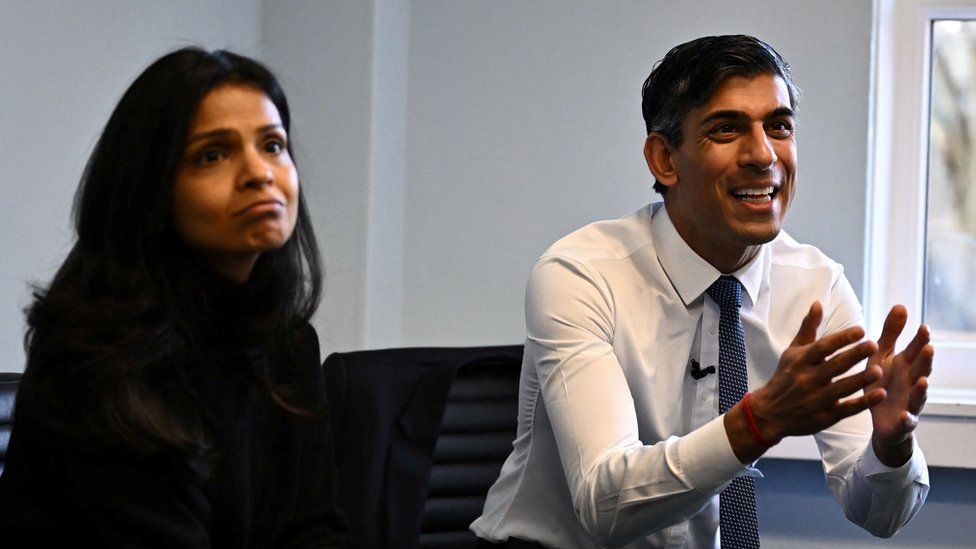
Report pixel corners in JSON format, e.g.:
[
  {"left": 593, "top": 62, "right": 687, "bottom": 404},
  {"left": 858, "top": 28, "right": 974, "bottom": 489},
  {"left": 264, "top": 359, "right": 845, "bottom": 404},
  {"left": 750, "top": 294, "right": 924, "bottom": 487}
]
[{"left": 925, "top": 19, "right": 976, "bottom": 336}]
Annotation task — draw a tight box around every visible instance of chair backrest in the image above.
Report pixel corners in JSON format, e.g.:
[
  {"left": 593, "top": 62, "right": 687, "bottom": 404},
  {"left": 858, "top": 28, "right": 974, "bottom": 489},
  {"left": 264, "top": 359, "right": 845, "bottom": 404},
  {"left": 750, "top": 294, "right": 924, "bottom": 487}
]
[
  {"left": 0, "top": 373, "right": 22, "bottom": 476},
  {"left": 419, "top": 353, "right": 521, "bottom": 548},
  {"left": 324, "top": 345, "right": 522, "bottom": 549}
]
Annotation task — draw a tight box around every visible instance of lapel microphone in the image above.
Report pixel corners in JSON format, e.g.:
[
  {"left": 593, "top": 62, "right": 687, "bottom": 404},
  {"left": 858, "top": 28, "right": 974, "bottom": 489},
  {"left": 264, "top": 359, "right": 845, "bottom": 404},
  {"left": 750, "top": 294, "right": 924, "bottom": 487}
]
[{"left": 689, "top": 359, "right": 716, "bottom": 380}]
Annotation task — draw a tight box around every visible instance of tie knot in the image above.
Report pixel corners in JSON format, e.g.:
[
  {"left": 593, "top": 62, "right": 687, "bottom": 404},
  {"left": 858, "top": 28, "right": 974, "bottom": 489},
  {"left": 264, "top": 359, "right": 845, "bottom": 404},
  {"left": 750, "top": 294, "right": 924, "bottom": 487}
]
[{"left": 706, "top": 275, "right": 742, "bottom": 310}]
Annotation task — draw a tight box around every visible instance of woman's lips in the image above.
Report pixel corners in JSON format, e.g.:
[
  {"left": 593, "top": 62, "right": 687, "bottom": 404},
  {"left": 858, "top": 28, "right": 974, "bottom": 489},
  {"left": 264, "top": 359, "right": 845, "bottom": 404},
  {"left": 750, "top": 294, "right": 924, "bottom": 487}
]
[{"left": 235, "top": 200, "right": 284, "bottom": 217}]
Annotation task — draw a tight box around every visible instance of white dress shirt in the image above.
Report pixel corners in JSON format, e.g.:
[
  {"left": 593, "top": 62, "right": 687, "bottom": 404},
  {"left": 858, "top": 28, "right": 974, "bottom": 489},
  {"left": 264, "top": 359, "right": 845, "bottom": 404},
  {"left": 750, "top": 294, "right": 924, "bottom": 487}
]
[{"left": 471, "top": 202, "right": 929, "bottom": 548}]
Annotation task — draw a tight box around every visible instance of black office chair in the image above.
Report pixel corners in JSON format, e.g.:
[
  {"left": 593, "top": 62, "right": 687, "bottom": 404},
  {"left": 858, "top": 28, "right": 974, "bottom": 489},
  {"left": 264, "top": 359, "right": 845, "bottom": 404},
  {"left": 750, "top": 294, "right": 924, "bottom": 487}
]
[
  {"left": 0, "top": 373, "right": 21, "bottom": 476},
  {"left": 323, "top": 346, "right": 523, "bottom": 549}
]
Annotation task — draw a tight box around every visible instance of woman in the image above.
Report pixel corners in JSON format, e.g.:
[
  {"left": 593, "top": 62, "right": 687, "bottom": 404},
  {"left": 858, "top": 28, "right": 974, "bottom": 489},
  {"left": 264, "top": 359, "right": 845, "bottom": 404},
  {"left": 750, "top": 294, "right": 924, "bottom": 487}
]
[{"left": 0, "top": 48, "right": 350, "bottom": 547}]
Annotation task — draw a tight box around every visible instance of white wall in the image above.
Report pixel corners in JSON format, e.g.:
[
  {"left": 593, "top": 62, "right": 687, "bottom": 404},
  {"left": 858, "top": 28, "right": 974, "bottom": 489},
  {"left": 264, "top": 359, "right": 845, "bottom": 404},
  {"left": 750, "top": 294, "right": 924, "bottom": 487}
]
[
  {"left": 0, "top": 0, "right": 262, "bottom": 373},
  {"left": 3, "top": 2, "right": 975, "bottom": 547},
  {"left": 253, "top": 0, "right": 876, "bottom": 353},
  {"left": 0, "top": 0, "right": 876, "bottom": 363},
  {"left": 260, "top": 0, "right": 375, "bottom": 354},
  {"left": 395, "top": 0, "right": 874, "bottom": 347}
]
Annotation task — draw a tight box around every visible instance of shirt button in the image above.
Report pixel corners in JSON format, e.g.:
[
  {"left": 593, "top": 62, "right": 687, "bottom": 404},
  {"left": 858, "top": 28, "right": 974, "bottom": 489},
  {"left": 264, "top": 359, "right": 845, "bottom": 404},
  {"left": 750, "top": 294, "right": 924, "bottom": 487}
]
[{"left": 709, "top": 325, "right": 717, "bottom": 335}]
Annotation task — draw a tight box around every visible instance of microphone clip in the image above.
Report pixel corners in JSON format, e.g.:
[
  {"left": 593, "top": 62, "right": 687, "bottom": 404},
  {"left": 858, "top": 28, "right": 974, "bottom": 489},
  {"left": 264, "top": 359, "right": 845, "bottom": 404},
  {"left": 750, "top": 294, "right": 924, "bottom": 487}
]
[{"left": 690, "top": 359, "right": 716, "bottom": 380}]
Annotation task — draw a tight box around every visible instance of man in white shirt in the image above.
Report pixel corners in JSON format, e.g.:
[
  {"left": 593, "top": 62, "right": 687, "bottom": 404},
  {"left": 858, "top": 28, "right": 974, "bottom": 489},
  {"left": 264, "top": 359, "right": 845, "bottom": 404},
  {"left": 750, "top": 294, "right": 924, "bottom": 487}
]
[{"left": 471, "top": 35, "right": 932, "bottom": 548}]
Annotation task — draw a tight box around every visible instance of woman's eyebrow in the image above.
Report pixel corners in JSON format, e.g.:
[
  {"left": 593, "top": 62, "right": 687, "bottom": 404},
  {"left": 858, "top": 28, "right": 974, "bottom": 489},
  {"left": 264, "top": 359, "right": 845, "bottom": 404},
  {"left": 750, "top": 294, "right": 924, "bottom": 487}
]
[
  {"left": 186, "top": 124, "right": 284, "bottom": 146},
  {"left": 186, "top": 128, "right": 234, "bottom": 146}
]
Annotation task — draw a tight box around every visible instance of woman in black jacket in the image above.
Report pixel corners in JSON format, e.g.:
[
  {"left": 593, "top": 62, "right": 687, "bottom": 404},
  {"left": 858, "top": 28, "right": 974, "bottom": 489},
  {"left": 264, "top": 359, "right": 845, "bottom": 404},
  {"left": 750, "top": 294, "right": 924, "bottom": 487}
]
[{"left": 0, "top": 47, "right": 349, "bottom": 547}]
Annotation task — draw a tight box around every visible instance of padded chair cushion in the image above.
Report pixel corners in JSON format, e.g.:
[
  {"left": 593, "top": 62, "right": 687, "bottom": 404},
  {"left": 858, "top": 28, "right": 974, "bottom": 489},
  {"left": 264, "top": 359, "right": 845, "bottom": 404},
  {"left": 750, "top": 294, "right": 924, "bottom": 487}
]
[
  {"left": 324, "top": 346, "right": 522, "bottom": 549},
  {"left": 419, "top": 357, "right": 520, "bottom": 548},
  {"left": 0, "top": 373, "right": 22, "bottom": 475}
]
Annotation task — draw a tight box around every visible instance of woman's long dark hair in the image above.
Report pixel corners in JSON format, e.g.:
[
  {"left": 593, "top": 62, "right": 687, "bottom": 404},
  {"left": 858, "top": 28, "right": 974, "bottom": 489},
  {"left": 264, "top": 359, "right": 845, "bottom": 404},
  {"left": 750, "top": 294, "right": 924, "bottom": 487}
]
[{"left": 23, "top": 48, "right": 323, "bottom": 454}]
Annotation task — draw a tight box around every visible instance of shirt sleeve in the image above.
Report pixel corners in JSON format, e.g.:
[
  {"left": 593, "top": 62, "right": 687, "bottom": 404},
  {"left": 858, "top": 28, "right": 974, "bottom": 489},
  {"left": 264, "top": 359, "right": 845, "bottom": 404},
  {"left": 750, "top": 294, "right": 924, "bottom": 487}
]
[
  {"left": 526, "top": 255, "right": 748, "bottom": 547},
  {"left": 814, "top": 272, "right": 930, "bottom": 538}
]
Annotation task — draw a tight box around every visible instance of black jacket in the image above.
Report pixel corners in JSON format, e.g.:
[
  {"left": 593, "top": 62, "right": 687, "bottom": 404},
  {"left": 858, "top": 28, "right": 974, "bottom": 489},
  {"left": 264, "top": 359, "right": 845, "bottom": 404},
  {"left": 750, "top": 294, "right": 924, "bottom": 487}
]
[{"left": 0, "top": 321, "right": 349, "bottom": 548}]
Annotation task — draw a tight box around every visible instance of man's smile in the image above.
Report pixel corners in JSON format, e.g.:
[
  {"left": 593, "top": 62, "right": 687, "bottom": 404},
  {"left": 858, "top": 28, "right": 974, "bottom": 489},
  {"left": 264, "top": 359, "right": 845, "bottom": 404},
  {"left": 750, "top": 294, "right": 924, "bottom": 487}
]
[{"left": 730, "top": 185, "right": 778, "bottom": 202}]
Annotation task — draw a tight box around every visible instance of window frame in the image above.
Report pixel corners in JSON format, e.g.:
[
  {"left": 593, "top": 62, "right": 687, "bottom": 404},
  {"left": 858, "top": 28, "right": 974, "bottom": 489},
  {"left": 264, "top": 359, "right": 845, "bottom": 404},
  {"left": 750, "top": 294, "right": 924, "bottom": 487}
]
[
  {"left": 831, "top": 0, "right": 976, "bottom": 469},
  {"left": 867, "top": 0, "right": 976, "bottom": 412},
  {"left": 766, "top": 0, "right": 976, "bottom": 469}
]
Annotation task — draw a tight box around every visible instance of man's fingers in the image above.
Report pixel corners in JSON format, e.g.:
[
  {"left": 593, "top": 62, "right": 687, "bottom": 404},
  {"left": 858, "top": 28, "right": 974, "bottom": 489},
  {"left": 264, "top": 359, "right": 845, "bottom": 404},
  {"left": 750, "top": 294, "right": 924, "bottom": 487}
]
[
  {"left": 822, "top": 340, "right": 877, "bottom": 378},
  {"left": 825, "top": 364, "right": 881, "bottom": 400},
  {"left": 900, "top": 324, "right": 931, "bottom": 361},
  {"left": 829, "top": 389, "right": 885, "bottom": 423},
  {"left": 907, "top": 377, "right": 929, "bottom": 414},
  {"left": 894, "top": 324, "right": 931, "bottom": 367},
  {"left": 792, "top": 301, "right": 823, "bottom": 346},
  {"left": 900, "top": 411, "right": 920, "bottom": 433},
  {"left": 803, "top": 325, "right": 866, "bottom": 364},
  {"left": 911, "top": 343, "right": 934, "bottom": 379},
  {"left": 876, "top": 305, "right": 908, "bottom": 353}
]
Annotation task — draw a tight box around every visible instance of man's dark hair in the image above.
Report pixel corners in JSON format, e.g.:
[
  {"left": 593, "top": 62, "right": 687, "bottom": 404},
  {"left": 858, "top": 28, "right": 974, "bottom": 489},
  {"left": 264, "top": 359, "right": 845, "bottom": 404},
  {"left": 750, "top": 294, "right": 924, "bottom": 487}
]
[
  {"left": 23, "top": 48, "right": 323, "bottom": 453},
  {"left": 641, "top": 35, "right": 800, "bottom": 194}
]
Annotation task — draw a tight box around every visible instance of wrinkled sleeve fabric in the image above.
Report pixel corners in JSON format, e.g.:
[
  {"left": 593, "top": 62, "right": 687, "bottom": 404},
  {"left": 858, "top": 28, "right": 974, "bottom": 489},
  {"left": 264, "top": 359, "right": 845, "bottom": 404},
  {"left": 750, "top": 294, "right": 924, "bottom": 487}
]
[
  {"left": 526, "top": 255, "right": 746, "bottom": 546},
  {"left": 814, "top": 273, "right": 930, "bottom": 538}
]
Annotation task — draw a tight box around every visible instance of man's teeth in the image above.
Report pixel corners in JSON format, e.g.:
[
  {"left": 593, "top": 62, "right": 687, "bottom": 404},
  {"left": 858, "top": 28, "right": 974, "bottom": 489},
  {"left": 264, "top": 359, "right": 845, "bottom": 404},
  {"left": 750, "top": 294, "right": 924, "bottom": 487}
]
[{"left": 732, "top": 186, "right": 775, "bottom": 201}]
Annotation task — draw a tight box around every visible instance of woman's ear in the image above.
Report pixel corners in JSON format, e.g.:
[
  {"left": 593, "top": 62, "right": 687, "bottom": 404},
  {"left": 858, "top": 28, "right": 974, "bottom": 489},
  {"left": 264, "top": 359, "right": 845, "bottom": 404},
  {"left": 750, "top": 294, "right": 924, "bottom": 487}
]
[{"left": 644, "top": 133, "right": 678, "bottom": 189}]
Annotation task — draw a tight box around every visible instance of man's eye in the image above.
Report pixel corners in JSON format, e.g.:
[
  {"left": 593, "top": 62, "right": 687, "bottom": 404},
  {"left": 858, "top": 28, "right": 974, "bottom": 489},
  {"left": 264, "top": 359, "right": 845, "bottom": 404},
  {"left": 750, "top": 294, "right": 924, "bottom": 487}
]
[
  {"left": 768, "top": 120, "right": 794, "bottom": 136},
  {"left": 711, "top": 123, "right": 737, "bottom": 136}
]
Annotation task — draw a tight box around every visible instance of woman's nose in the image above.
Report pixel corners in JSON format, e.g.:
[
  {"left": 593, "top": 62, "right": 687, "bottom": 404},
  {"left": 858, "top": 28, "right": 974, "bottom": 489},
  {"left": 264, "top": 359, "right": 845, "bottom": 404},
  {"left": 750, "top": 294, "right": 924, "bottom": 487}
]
[{"left": 239, "top": 149, "right": 274, "bottom": 189}]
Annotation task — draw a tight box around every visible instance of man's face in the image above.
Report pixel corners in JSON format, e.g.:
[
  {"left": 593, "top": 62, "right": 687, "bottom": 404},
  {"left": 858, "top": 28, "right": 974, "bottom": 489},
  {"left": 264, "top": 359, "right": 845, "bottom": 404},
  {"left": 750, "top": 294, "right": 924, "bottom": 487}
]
[{"left": 653, "top": 73, "right": 796, "bottom": 272}]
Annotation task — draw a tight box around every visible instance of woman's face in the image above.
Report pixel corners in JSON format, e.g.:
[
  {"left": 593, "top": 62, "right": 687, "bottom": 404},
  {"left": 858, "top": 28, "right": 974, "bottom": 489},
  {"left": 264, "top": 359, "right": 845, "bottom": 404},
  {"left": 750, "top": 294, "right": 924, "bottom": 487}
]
[{"left": 172, "top": 84, "right": 299, "bottom": 282}]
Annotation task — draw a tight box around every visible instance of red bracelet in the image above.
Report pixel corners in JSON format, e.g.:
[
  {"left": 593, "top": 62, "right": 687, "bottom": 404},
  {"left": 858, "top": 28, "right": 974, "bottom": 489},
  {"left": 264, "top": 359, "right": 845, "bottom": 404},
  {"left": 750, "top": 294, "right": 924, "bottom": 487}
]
[{"left": 742, "top": 392, "right": 778, "bottom": 448}]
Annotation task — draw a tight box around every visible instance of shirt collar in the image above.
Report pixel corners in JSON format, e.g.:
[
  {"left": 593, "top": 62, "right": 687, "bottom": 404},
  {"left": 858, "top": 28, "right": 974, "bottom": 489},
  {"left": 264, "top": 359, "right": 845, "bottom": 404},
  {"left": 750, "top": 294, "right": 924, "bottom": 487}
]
[{"left": 651, "top": 202, "right": 765, "bottom": 307}]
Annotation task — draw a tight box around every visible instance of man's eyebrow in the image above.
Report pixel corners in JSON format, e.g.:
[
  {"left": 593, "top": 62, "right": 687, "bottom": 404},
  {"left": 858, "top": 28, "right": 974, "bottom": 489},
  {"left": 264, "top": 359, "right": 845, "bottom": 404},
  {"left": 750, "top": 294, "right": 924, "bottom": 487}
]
[
  {"left": 698, "top": 107, "right": 795, "bottom": 127},
  {"left": 698, "top": 110, "right": 747, "bottom": 126},
  {"left": 185, "top": 124, "right": 284, "bottom": 146}
]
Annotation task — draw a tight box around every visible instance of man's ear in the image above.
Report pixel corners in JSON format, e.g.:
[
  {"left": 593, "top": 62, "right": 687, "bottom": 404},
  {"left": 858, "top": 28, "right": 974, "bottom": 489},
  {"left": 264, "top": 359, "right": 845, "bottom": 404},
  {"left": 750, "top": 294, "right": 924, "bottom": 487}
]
[{"left": 644, "top": 133, "right": 678, "bottom": 188}]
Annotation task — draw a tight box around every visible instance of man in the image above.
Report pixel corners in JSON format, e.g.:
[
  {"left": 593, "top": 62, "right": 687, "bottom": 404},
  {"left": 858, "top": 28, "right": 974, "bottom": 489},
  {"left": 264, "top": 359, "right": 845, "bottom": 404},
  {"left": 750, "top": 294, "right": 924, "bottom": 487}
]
[{"left": 471, "top": 35, "right": 931, "bottom": 548}]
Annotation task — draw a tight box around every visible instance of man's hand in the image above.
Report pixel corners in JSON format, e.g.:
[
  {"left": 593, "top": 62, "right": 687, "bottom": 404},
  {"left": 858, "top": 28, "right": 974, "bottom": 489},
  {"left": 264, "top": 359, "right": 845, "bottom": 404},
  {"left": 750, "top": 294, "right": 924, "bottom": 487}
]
[
  {"left": 867, "top": 305, "right": 934, "bottom": 467},
  {"left": 725, "top": 302, "right": 885, "bottom": 464}
]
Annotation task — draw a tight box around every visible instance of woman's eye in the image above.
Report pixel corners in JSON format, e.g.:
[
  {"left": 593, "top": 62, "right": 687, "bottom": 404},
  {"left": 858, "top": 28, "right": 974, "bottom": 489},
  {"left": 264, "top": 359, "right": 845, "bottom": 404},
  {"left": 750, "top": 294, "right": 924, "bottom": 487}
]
[
  {"left": 195, "top": 149, "right": 225, "bottom": 165},
  {"left": 264, "top": 135, "right": 288, "bottom": 155}
]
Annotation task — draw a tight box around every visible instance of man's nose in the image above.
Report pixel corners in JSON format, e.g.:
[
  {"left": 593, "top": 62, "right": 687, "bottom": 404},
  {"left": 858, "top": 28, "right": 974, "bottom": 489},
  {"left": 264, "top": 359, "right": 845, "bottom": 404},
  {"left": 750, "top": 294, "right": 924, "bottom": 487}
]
[{"left": 740, "top": 126, "right": 777, "bottom": 170}]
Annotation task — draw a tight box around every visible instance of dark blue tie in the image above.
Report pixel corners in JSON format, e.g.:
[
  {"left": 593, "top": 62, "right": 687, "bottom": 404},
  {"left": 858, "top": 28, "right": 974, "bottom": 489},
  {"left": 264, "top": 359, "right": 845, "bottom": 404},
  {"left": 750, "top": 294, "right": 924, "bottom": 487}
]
[{"left": 706, "top": 276, "right": 760, "bottom": 549}]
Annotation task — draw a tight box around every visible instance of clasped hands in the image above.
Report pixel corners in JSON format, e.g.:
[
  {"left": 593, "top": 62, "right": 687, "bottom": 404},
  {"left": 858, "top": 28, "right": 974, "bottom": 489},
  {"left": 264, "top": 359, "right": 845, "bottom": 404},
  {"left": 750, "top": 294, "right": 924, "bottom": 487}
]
[{"left": 727, "top": 303, "right": 933, "bottom": 466}]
